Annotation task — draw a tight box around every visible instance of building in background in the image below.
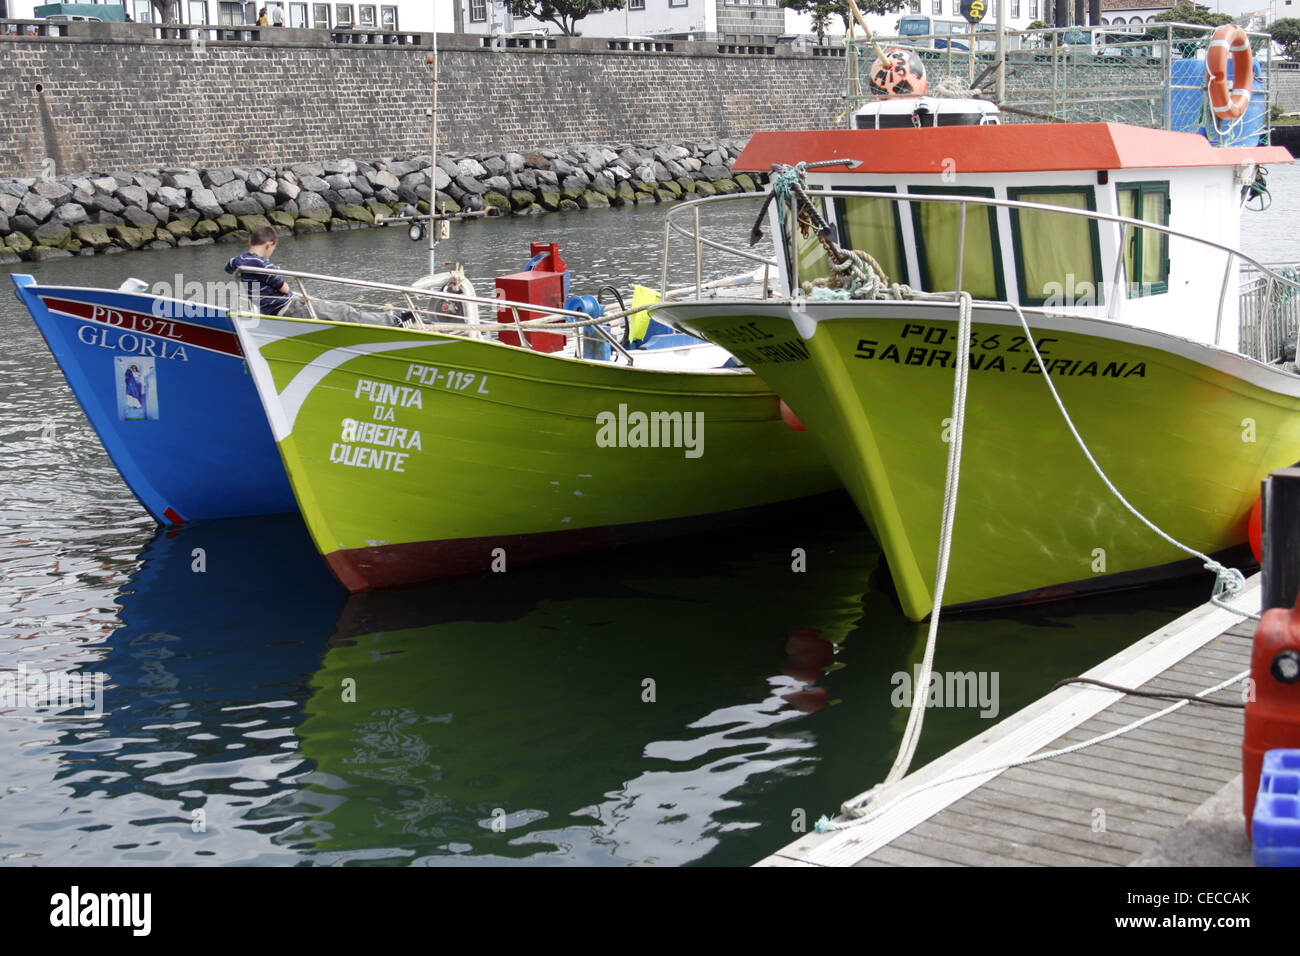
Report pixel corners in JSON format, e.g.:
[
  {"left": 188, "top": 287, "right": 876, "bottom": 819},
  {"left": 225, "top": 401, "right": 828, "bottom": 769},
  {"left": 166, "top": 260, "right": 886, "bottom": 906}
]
[
  {"left": 453, "top": 0, "right": 1031, "bottom": 43},
  {"left": 3, "top": 0, "right": 444, "bottom": 30},
  {"left": 1096, "top": 0, "right": 1173, "bottom": 28}
]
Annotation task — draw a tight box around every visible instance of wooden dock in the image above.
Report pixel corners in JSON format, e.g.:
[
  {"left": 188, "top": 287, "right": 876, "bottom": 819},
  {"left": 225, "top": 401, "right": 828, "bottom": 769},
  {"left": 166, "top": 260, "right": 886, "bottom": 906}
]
[{"left": 761, "top": 576, "right": 1261, "bottom": 867}]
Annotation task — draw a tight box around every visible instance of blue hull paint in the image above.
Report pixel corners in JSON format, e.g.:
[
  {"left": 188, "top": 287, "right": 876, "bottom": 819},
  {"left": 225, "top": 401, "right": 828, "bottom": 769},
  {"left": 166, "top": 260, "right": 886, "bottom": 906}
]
[{"left": 11, "top": 275, "right": 296, "bottom": 523}]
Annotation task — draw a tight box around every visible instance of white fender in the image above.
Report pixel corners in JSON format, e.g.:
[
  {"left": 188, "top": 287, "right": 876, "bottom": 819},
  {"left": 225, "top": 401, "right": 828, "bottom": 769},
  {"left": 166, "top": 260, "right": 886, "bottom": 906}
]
[{"left": 412, "top": 270, "right": 482, "bottom": 339}]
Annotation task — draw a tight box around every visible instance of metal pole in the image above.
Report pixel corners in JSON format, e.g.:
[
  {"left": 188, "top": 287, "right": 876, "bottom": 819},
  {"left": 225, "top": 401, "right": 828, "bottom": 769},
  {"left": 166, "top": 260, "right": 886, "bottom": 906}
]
[
  {"left": 1262, "top": 466, "right": 1300, "bottom": 610},
  {"left": 995, "top": 0, "right": 1006, "bottom": 103},
  {"left": 429, "top": 30, "right": 438, "bottom": 276}
]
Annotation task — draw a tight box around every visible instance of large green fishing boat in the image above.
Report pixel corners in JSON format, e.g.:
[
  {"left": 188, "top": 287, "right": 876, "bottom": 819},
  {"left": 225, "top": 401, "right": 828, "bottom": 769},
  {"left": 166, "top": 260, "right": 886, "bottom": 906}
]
[
  {"left": 232, "top": 277, "right": 839, "bottom": 590},
  {"left": 658, "top": 116, "right": 1300, "bottom": 621}
]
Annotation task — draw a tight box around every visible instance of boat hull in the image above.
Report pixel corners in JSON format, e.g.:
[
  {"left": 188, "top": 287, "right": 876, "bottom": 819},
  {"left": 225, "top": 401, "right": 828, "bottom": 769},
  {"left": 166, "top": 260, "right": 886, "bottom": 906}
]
[
  {"left": 11, "top": 276, "right": 295, "bottom": 522},
  {"left": 234, "top": 316, "right": 841, "bottom": 590},
  {"left": 666, "top": 298, "right": 1300, "bottom": 620}
]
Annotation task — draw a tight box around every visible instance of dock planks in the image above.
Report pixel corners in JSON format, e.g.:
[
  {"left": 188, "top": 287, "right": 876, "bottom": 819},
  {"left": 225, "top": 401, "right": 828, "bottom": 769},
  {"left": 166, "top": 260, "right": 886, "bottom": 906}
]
[{"left": 759, "top": 578, "right": 1259, "bottom": 867}]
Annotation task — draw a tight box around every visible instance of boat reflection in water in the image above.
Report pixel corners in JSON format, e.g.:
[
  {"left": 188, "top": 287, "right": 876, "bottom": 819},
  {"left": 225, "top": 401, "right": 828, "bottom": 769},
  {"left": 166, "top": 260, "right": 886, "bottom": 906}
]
[
  {"left": 57, "top": 497, "right": 1208, "bottom": 866},
  {"left": 289, "top": 501, "right": 883, "bottom": 866},
  {"left": 45, "top": 515, "right": 343, "bottom": 865}
]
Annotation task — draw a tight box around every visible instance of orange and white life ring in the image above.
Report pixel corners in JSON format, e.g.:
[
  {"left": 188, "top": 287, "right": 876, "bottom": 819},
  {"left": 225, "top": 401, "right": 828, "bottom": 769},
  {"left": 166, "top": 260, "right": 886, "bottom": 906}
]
[{"left": 1206, "top": 24, "right": 1253, "bottom": 121}]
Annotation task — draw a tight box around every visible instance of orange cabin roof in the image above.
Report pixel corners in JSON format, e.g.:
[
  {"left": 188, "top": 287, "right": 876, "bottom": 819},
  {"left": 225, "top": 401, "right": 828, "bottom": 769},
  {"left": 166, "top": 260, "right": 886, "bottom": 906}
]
[{"left": 733, "top": 123, "right": 1293, "bottom": 175}]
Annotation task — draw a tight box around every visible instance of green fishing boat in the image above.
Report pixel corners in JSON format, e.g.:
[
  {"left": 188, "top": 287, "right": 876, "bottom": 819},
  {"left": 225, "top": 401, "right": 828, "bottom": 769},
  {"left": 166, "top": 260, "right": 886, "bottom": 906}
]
[
  {"left": 232, "top": 273, "right": 838, "bottom": 590},
  {"left": 657, "top": 116, "right": 1300, "bottom": 621}
]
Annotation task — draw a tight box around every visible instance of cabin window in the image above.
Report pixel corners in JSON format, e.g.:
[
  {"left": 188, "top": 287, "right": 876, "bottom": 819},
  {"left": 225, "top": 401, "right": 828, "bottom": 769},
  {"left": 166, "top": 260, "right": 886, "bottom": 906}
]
[
  {"left": 908, "top": 187, "right": 1005, "bottom": 300},
  {"left": 786, "top": 197, "right": 834, "bottom": 289},
  {"left": 1116, "top": 182, "right": 1170, "bottom": 297},
  {"left": 834, "top": 189, "right": 906, "bottom": 287},
  {"left": 1006, "top": 186, "right": 1103, "bottom": 307}
]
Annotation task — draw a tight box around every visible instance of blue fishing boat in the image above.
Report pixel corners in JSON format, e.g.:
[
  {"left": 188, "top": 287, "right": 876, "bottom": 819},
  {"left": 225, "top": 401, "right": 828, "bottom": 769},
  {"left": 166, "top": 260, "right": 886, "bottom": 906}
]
[{"left": 11, "top": 275, "right": 295, "bottom": 522}]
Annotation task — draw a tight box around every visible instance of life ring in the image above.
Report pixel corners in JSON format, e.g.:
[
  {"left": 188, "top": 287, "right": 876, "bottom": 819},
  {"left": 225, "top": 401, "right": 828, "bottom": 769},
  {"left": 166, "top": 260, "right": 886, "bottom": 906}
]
[
  {"left": 1206, "top": 24, "right": 1252, "bottom": 121},
  {"left": 411, "top": 269, "right": 482, "bottom": 339}
]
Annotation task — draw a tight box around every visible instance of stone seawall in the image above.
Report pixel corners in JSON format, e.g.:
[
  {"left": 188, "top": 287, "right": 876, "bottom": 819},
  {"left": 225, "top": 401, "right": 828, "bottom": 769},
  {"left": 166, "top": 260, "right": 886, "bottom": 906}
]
[
  {"left": 0, "top": 139, "right": 761, "bottom": 263},
  {"left": 0, "top": 28, "right": 845, "bottom": 179}
]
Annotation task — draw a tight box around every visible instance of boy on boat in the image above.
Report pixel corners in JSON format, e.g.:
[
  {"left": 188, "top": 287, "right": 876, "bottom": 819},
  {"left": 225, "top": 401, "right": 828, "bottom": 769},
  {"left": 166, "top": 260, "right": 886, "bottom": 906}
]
[{"left": 225, "top": 226, "right": 405, "bottom": 326}]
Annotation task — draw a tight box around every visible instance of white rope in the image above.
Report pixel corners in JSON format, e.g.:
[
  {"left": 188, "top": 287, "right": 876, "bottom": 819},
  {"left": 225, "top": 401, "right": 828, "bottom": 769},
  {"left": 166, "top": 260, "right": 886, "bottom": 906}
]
[
  {"left": 818, "top": 667, "right": 1250, "bottom": 833},
  {"left": 839, "top": 292, "right": 973, "bottom": 820},
  {"left": 1007, "top": 303, "right": 1255, "bottom": 618}
]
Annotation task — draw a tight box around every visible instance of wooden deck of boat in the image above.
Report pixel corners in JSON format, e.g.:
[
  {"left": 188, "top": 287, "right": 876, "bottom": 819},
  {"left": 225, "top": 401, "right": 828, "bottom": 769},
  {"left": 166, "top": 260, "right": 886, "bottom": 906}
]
[{"left": 759, "top": 577, "right": 1260, "bottom": 867}]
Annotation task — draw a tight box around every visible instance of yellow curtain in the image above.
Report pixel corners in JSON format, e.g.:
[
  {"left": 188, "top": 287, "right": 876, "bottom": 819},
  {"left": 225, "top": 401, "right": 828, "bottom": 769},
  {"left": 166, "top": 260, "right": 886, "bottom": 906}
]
[
  {"left": 914, "top": 196, "right": 1000, "bottom": 299},
  {"left": 839, "top": 196, "right": 904, "bottom": 285},
  {"left": 1013, "top": 190, "right": 1095, "bottom": 304}
]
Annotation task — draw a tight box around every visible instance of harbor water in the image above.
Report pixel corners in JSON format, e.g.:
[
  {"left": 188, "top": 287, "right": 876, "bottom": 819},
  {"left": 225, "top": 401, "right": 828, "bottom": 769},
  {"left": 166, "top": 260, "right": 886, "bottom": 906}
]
[{"left": 1, "top": 165, "right": 1294, "bottom": 867}]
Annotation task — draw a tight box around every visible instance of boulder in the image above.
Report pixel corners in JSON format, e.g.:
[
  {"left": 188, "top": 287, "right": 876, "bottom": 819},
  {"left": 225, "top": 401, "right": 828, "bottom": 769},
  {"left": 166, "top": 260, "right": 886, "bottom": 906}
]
[
  {"left": 109, "top": 224, "right": 147, "bottom": 249},
  {"left": 18, "top": 192, "right": 55, "bottom": 221},
  {"left": 212, "top": 179, "right": 248, "bottom": 205},
  {"left": 205, "top": 167, "right": 237, "bottom": 187},
  {"left": 192, "top": 219, "right": 221, "bottom": 237},
  {"left": 296, "top": 192, "right": 332, "bottom": 220},
  {"left": 368, "top": 169, "right": 401, "bottom": 191},
  {"left": 223, "top": 197, "right": 264, "bottom": 216},
  {"left": 29, "top": 246, "right": 74, "bottom": 261},
  {"left": 4, "top": 231, "right": 33, "bottom": 254},
  {"left": 337, "top": 204, "right": 374, "bottom": 223},
  {"left": 190, "top": 187, "right": 224, "bottom": 219},
  {"left": 455, "top": 174, "right": 487, "bottom": 196},
  {"left": 481, "top": 191, "right": 511, "bottom": 214},
  {"left": 53, "top": 202, "right": 89, "bottom": 224},
  {"left": 236, "top": 214, "right": 272, "bottom": 233},
  {"left": 456, "top": 157, "right": 487, "bottom": 178},
  {"left": 33, "top": 179, "right": 72, "bottom": 203},
  {"left": 123, "top": 206, "right": 158, "bottom": 229},
  {"left": 163, "top": 169, "right": 203, "bottom": 191}
]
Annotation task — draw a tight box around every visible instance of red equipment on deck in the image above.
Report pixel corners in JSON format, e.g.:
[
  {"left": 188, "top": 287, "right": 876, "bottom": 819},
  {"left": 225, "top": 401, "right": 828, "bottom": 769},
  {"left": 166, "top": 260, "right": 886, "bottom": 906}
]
[
  {"left": 495, "top": 242, "right": 569, "bottom": 354},
  {"left": 1243, "top": 591, "right": 1300, "bottom": 837}
]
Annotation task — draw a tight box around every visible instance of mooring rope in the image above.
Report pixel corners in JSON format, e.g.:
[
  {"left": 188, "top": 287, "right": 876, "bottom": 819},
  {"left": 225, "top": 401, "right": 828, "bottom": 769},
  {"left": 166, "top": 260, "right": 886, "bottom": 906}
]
[
  {"left": 1005, "top": 302, "right": 1257, "bottom": 621},
  {"left": 816, "top": 667, "right": 1251, "bottom": 833}
]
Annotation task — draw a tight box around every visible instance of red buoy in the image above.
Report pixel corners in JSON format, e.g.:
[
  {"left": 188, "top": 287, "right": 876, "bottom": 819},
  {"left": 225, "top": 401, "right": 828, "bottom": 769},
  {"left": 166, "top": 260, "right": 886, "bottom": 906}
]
[
  {"left": 1249, "top": 495, "right": 1263, "bottom": 564},
  {"left": 779, "top": 399, "right": 806, "bottom": 431},
  {"left": 1243, "top": 591, "right": 1300, "bottom": 837}
]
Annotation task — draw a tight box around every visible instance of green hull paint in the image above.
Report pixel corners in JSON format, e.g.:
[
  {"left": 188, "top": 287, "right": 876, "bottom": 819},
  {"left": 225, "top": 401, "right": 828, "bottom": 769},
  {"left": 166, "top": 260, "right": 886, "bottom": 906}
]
[
  {"left": 668, "top": 301, "right": 1300, "bottom": 621},
  {"left": 237, "top": 316, "right": 840, "bottom": 588}
]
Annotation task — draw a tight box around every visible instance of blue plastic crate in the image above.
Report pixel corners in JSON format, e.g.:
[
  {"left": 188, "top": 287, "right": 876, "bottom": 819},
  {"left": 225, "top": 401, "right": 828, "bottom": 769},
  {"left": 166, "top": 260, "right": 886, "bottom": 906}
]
[
  {"left": 1261, "top": 749, "right": 1300, "bottom": 797},
  {"left": 1254, "top": 750, "right": 1300, "bottom": 867}
]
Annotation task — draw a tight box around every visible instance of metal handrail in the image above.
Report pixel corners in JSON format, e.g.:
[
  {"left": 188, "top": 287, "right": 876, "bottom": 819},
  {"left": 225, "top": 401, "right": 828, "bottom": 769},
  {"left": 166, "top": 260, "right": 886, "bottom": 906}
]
[
  {"left": 235, "top": 265, "right": 591, "bottom": 324},
  {"left": 662, "top": 187, "right": 1300, "bottom": 298}
]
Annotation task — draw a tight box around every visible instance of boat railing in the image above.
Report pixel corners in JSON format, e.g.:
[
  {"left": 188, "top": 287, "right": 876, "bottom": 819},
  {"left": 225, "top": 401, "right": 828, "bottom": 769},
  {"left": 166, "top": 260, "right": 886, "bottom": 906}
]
[
  {"left": 233, "top": 265, "right": 637, "bottom": 364},
  {"left": 661, "top": 187, "right": 1300, "bottom": 366}
]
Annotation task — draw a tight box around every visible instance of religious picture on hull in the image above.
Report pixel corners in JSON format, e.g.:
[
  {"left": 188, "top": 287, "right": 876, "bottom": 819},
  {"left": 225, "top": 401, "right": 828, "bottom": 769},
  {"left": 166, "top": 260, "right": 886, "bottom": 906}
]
[{"left": 116, "top": 356, "right": 158, "bottom": 421}]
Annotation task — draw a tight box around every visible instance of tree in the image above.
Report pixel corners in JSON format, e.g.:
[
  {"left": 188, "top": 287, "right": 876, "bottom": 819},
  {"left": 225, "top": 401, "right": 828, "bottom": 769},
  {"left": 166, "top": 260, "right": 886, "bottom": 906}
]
[
  {"left": 1154, "top": 2, "right": 1232, "bottom": 37},
  {"left": 505, "top": 1, "right": 626, "bottom": 36},
  {"left": 1271, "top": 17, "right": 1300, "bottom": 60},
  {"left": 150, "top": 0, "right": 178, "bottom": 22},
  {"left": 779, "top": 0, "right": 908, "bottom": 34}
]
